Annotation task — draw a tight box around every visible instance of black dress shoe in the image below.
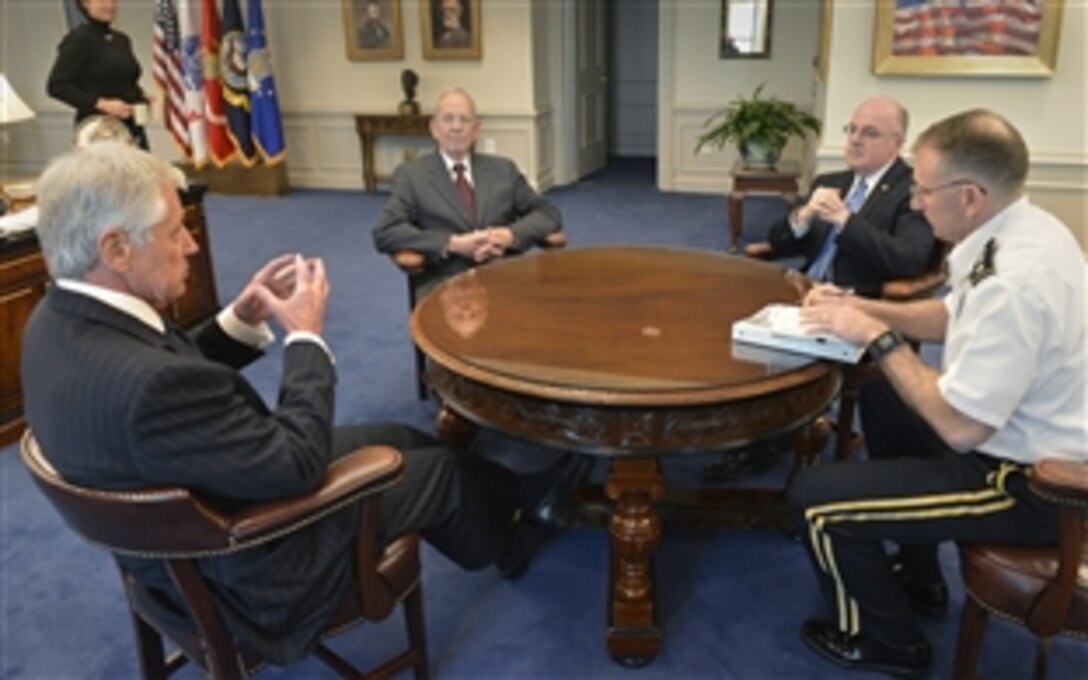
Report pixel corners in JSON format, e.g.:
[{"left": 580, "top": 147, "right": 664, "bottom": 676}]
[
  {"left": 528, "top": 455, "right": 594, "bottom": 523},
  {"left": 801, "top": 619, "right": 932, "bottom": 677},
  {"left": 495, "top": 515, "right": 553, "bottom": 580},
  {"left": 891, "top": 559, "right": 948, "bottom": 617}
]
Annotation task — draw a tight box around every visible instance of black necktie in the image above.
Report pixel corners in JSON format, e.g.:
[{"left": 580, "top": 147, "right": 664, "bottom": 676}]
[{"left": 453, "top": 163, "right": 477, "bottom": 225}]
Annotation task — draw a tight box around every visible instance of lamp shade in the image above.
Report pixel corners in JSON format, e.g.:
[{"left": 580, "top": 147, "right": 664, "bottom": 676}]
[{"left": 0, "top": 74, "right": 35, "bottom": 125}]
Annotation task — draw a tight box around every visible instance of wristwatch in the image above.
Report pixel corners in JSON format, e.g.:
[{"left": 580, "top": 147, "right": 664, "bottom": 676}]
[{"left": 865, "top": 329, "right": 906, "bottom": 362}]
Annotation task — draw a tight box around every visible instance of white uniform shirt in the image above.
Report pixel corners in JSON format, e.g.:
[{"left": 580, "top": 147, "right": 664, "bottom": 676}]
[{"left": 938, "top": 197, "right": 1086, "bottom": 464}]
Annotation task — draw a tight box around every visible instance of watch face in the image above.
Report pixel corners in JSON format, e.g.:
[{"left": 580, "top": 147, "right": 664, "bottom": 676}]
[
  {"left": 73, "top": 115, "right": 135, "bottom": 149},
  {"left": 868, "top": 330, "right": 904, "bottom": 360}
]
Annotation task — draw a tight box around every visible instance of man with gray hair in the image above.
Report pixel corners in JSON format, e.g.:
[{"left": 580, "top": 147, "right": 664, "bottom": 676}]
[
  {"left": 22, "top": 142, "right": 548, "bottom": 664},
  {"left": 373, "top": 87, "right": 562, "bottom": 299},
  {"left": 789, "top": 110, "right": 1085, "bottom": 675}
]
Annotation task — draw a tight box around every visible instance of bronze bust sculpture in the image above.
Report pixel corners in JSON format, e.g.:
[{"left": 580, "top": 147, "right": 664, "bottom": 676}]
[{"left": 399, "top": 69, "right": 420, "bottom": 116}]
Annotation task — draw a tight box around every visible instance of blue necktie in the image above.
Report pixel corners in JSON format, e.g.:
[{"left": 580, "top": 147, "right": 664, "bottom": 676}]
[{"left": 807, "top": 179, "right": 868, "bottom": 281}]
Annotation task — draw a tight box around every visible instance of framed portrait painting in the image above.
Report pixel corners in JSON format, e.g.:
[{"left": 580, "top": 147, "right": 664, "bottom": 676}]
[
  {"left": 421, "top": 0, "right": 482, "bottom": 60},
  {"left": 342, "top": 0, "right": 404, "bottom": 61},
  {"left": 872, "top": 0, "right": 1064, "bottom": 77}
]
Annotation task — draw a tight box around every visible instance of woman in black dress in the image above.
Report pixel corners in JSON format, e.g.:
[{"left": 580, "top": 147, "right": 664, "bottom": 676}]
[{"left": 47, "top": 0, "right": 150, "bottom": 149}]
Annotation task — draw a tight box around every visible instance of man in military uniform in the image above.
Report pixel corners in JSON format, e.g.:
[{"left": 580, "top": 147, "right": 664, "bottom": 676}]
[{"left": 788, "top": 109, "right": 1086, "bottom": 675}]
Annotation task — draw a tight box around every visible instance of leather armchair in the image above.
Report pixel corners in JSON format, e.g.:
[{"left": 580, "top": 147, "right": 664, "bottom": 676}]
[
  {"left": 393, "top": 230, "right": 568, "bottom": 399},
  {"left": 20, "top": 431, "right": 428, "bottom": 680},
  {"left": 954, "top": 458, "right": 1088, "bottom": 679}
]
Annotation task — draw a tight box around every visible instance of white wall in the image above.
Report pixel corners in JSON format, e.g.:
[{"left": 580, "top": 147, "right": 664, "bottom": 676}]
[
  {"left": 657, "top": 0, "right": 823, "bottom": 193},
  {"left": 0, "top": 0, "right": 543, "bottom": 189},
  {"left": 815, "top": 3, "right": 1087, "bottom": 248},
  {"left": 2, "top": 0, "right": 1084, "bottom": 248}
]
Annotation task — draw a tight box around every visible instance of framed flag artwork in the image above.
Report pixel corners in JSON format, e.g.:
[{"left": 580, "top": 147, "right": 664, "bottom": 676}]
[{"left": 873, "top": 0, "right": 1064, "bottom": 77}]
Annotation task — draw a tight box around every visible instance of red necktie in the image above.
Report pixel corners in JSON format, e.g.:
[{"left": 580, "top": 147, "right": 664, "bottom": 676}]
[{"left": 453, "top": 163, "right": 477, "bottom": 225}]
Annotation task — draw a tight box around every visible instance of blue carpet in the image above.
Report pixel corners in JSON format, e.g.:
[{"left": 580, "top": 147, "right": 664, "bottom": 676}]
[{"left": 2, "top": 158, "right": 1084, "bottom": 678}]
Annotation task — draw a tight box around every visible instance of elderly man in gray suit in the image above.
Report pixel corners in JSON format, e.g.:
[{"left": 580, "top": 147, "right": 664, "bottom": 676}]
[
  {"left": 21, "top": 142, "right": 548, "bottom": 665},
  {"left": 373, "top": 87, "right": 562, "bottom": 299}
]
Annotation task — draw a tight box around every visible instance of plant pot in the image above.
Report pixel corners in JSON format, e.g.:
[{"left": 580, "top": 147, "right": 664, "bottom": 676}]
[{"left": 739, "top": 140, "right": 782, "bottom": 169}]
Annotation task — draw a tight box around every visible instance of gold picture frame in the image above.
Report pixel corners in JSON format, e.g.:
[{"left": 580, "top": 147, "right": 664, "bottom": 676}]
[
  {"left": 873, "top": 0, "right": 1063, "bottom": 77},
  {"left": 342, "top": 0, "right": 404, "bottom": 62},
  {"left": 818, "top": 0, "right": 832, "bottom": 83},
  {"left": 421, "top": 0, "right": 482, "bottom": 60}
]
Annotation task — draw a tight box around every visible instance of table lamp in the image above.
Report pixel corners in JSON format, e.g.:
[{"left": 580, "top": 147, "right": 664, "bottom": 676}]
[{"left": 0, "top": 73, "right": 36, "bottom": 215}]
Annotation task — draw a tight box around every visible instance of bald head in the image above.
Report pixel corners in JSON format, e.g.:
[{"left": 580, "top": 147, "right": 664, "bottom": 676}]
[
  {"left": 844, "top": 97, "right": 908, "bottom": 176},
  {"left": 913, "top": 108, "right": 1028, "bottom": 197}
]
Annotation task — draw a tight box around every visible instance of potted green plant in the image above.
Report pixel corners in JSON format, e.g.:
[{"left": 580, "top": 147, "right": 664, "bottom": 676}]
[{"left": 695, "top": 83, "right": 821, "bottom": 169}]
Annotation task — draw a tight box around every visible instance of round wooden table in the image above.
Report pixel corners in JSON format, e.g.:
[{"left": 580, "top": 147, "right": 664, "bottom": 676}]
[{"left": 411, "top": 246, "right": 839, "bottom": 666}]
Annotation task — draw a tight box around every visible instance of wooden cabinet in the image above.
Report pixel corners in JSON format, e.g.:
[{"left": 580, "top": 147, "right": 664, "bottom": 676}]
[
  {"left": 0, "top": 184, "right": 219, "bottom": 446},
  {"left": 0, "top": 234, "right": 48, "bottom": 446}
]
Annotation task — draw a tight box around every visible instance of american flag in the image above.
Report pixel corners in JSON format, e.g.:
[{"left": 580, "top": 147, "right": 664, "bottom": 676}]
[
  {"left": 892, "top": 0, "right": 1042, "bottom": 57},
  {"left": 152, "top": 0, "right": 190, "bottom": 157}
]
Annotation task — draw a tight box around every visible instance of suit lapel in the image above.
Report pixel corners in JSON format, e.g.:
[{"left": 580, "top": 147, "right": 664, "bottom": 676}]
[
  {"left": 424, "top": 153, "right": 476, "bottom": 229},
  {"left": 857, "top": 158, "right": 907, "bottom": 219},
  {"left": 471, "top": 154, "right": 493, "bottom": 225}
]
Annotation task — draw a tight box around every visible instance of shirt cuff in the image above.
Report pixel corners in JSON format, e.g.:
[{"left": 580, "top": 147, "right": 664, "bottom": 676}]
[
  {"left": 217, "top": 306, "right": 275, "bottom": 349},
  {"left": 789, "top": 212, "right": 810, "bottom": 238},
  {"left": 285, "top": 331, "right": 335, "bottom": 363}
]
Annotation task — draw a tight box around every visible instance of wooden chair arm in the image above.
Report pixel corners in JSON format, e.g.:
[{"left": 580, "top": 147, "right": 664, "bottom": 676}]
[
  {"left": 541, "top": 231, "right": 567, "bottom": 249},
  {"left": 23, "top": 430, "right": 404, "bottom": 556},
  {"left": 744, "top": 242, "right": 774, "bottom": 260},
  {"left": 1030, "top": 459, "right": 1088, "bottom": 505},
  {"left": 230, "top": 446, "right": 403, "bottom": 543},
  {"left": 392, "top": 251, "right": 426, "bottom": 275},
  {"left": 881, "top": 268, "right": 948, "bottom": 302},
  {"left": 1023, "top": 458, "right": 1087, "bottom": 637},
  {"left": 391, "top": 230, "right": 565, "bottom": 277}
]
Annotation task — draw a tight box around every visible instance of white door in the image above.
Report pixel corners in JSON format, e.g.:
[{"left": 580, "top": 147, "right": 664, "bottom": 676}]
[{"left": 576, "top": 0, "right": 608, "bottom": 177}]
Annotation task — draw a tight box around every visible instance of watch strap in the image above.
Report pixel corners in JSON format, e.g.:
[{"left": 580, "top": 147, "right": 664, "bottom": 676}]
[{"left": 866, "top": 330, "right": 906, "bottom": 362}]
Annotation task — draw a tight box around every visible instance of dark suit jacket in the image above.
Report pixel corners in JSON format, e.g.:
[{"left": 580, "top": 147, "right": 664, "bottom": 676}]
[
  {"left": 373, "top": 151, "right": 562, "bottom": 297},
  {"left": 766, "top": 158, "right": 935, "bottom": 298},
  {"left": 21, "top": 288, "right": 353, "bottom": 664}
]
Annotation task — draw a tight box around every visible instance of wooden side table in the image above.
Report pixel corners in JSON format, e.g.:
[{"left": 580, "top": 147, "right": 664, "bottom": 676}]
[
  {"left": 354, "top": 114, "right": 432, "bottom": 193},
  {"left": 728, "top": 161, "right": 801, "bottom": 252}
]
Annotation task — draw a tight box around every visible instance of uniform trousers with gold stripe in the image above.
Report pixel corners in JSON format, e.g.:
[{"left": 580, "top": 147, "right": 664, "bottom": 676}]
[{"left": 787, "top": 378, "right": 1059, "bottom": 648}]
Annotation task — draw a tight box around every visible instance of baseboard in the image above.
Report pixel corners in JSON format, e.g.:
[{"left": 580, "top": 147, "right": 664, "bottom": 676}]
[{"left": 179, "top": 161, "right": 289, "bottom": 196}]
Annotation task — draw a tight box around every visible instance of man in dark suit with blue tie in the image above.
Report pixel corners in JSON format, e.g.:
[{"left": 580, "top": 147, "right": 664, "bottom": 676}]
[
  {"left": 765, "top": 97, "right": 936, "bottom": 298},
  {"left": 21, "top": 142, "right": 545, "bottom": 665},
  {"left": 373, "top": 87, "right": 562, "bottom": 299}
]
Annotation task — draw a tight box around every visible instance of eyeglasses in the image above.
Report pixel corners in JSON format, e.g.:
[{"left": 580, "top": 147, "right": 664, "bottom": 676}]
[
  {"left": 842, "top": 123, "right": 896, "bottom": 141},
  {"left": 909, "top": 178, "right": 986, "bottom": 199},
  {"left": 436, "top": 113, "right": 477, "bottom": 126}
]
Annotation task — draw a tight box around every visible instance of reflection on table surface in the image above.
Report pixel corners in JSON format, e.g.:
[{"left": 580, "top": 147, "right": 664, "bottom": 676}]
[{"left": 415, "top": 245, "right": 821, "bottom": 400}]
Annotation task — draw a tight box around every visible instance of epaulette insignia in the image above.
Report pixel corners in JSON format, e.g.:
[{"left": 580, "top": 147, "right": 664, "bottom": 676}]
[{"left": 968, "top": 238, "right": 997, "bottom": 286}]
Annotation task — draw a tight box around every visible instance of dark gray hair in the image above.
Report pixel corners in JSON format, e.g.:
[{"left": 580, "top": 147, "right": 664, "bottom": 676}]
[
  {"left": 913, "top": 109, "right": 1028, "bottom": 195},
  {"left": 35, "top": 142, "right": 187, "bottom": 279}
]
